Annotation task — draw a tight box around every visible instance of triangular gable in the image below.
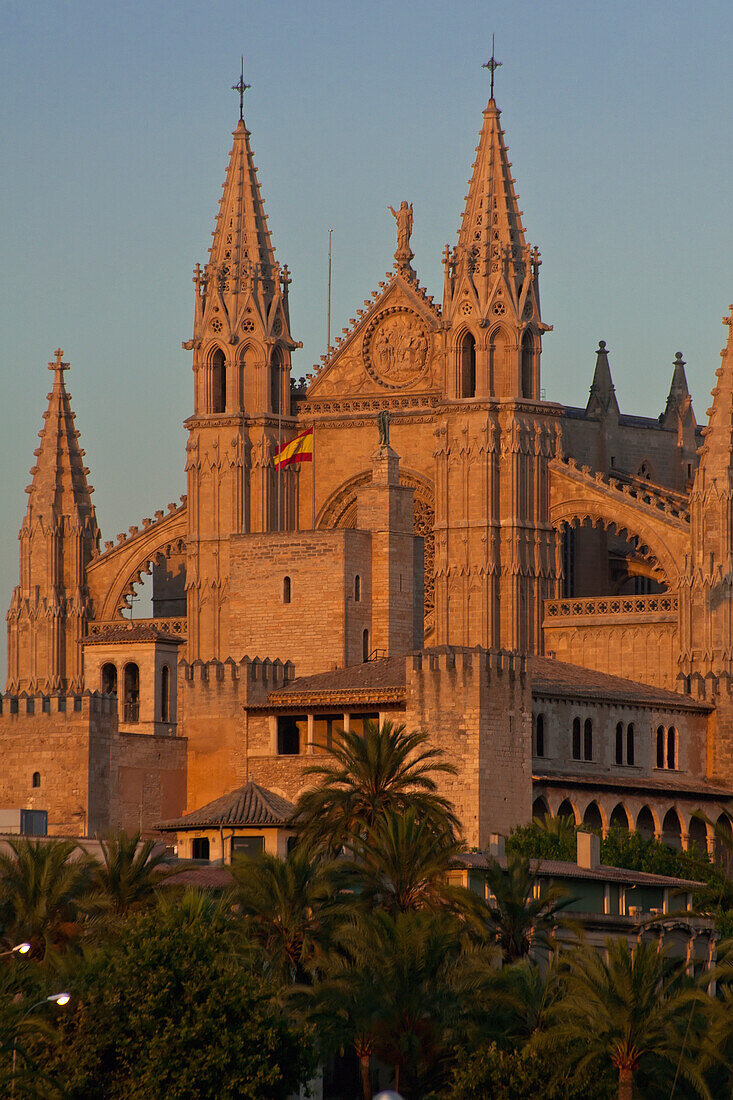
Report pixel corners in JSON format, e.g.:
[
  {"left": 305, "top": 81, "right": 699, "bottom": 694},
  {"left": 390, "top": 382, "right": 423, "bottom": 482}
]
[{"left": 307, "top": 269, "right": 443, "bottom": 400}]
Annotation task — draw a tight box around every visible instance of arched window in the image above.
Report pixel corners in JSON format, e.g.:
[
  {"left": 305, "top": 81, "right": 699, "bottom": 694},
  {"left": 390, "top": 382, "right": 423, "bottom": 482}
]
[
  {"left": 662, "top": 808, "right": 682, "bottom": 850},
  {"left": 558, "top": 799, "right": 577, "bottom": 824},
  {"left": 667, "top": 726, "right": 676, "bottom": 769},
  {"left": 211, "top": 348, "right": 226, "bottom": 413},
  {"left": 572, "top": 717, "right": 581, "bottom": 760},
  {"left": 270, "top": 346, "right": 282, "bottom": 414},
  {"left": 283, "top": 576, "right": 291, "bottom": 604},
  {"left": 610, "top": 803, "right": 629, "bottom": 831},
  {"left": 459, "top": 331, "right": 476, "bottom": 398},
  {"left": 362, "top": 629, "right": 370, "bottom": 662},
  {"left": 521, "top": 330, "right": 534, "bottom": 399},
  {"left": 533, "top": 796, "right": 549, "bottom": 820},
  {"left": 656, "top": 726, "right": 665, "bottom": 768},
  {"left": 101, "top": 663, "right": 117, "bottom": 695},
  {"left": 354, "top": 575, "right": 361, "bottom": 602},
  {"left": 583, "top": 801, "right": 602, "bottom": 832},
  {"left": 123, "top": 663, "right": 140, "bottom": 723},
  {"left": 161, "top": 665, "right": 170, "bottom": 723},
  {"left": 32, "top": 771, "right": 41, "bottom": 789},
  {"left": 535, "top": 713, "right": 545, "bottom": 758},
  {"left": 489, "top": 327, "right": 507, "bottom": 396},
  {"left": 637, "top": 805, "right": 656, "bottom": 840},
  {"left": 583, "top": 718, "right": 593, "bottom": 761},
  {"left": 627, "top": 723, "right": 635, "bottom": 766},
  {"left": 615, "top": 722, "right": 624, "bottom": 766}
]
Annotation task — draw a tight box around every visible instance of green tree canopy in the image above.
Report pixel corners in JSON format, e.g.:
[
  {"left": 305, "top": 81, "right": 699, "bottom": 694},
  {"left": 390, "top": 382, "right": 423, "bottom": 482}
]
[{"left": 41, "top": 897, "right": 315, "bottom": 1099}]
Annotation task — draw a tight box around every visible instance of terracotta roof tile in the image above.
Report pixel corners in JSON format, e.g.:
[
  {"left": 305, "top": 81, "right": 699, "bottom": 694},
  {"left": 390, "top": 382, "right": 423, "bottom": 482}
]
[
  {"left": 267, "top": 655, "right": 406, "bottom": 705},
  {"left": 457, "top": 852, "right": 704, "bottom": 889},
  {"left": 532, "top": 655, "right": 711, "bottom": 712},
  {"left": 157, "top": 780, "right": 294, "bottom": 830},
  {"left": 534, "top": 771, "right": 732, "bottom": 800}
]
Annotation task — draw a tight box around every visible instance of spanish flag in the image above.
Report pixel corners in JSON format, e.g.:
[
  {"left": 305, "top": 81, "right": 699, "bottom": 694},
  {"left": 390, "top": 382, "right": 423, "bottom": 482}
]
[{"left": 273, "top": 427, "right": 314, "bottom": 471}]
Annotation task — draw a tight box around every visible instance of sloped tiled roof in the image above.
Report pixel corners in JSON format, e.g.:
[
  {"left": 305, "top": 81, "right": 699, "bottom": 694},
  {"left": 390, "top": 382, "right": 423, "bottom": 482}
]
[
  {"left": 457, "top": 852, "right": 704, "bottom": 890},
  {"left": 157, "top": 780, "right": 294, "bottom": 831},
  {"left": 267, "top": 656, "right": 407, "bottom": 707},
  {"left": 532, "top": 656, "right": 711, "bottom": 712},
  {"left": 534, "top": 771, "right": 732, "bottom": 800}
]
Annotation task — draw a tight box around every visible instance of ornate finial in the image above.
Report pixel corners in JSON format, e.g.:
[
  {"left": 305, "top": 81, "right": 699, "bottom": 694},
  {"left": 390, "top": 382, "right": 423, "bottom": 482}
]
[
  {"left": 232, "top": 57, "right": 250, "bottom": 122},
  {"left": 48, "top": 348, "right": 69, "bottom": 374},
  {"left": 482, "top": 35, "right": 502, "bottom": 100},
  {"left": 674, "top": 351, "right": 686, "bottom": 366},
  {"left": 598, "top": 340, "right": 607, "bottom": 351},
  {"left": 724, "top": 306, "right": 733, "bottom": 327}
]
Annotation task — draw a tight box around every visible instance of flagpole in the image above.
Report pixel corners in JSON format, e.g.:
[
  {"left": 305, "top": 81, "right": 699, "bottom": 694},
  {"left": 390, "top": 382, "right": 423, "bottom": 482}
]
[
  {"left": 277, "top": 400, "right": 282, "bottom": 533},
  {"left": 311, "top": 424, "right": 316, "bottom": 531},
  {"left": 327, "top": 229, "right": 333, "bottom": 350}
]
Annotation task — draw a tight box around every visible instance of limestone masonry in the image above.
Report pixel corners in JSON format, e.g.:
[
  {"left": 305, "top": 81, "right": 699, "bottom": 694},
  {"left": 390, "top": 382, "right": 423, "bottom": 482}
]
[{"left": 3, "top": 75, "right": 732, "bottom": 852}]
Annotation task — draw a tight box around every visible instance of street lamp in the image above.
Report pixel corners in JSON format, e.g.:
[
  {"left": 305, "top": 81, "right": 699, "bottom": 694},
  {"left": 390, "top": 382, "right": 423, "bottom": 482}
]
[
  {"left": 0, "top": 943, "right": 31, "bottom": 958},
  {"left": 11, "top": 992, "right": 71, "bottom": 1098}
]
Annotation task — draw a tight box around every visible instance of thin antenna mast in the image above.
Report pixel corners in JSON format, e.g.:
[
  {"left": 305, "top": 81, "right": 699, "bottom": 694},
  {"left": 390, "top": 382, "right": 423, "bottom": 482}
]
[{"left": 327, "top": 228, "right": 333, "bottom": 349}]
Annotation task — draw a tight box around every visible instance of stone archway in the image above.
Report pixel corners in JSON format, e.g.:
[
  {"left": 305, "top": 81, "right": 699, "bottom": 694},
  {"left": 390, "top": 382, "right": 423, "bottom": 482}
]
[{"left": 318, "top": 467, "right": 435, "bottom": 632}]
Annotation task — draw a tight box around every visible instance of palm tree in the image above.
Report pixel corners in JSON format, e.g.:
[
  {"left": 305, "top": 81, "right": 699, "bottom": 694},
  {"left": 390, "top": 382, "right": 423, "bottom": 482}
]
[
  {"left": 475, "top": 852, "right": 574, "bottom": 963},
  {"left": 289, "top": 719, "right": 459, "bottom": 850},
  {"left": 349, "top": 807, "right": 470, "bottom": 915},
  {"left": 82, "top": 830, "right": 170, "bottom": 918},
  {"left": 230, "top": 847, "right": 349, "bottom": 984},
  {"left": 0, "top": 838, "right": 88, "bottom": 957},
  {"left": 312, "top": 908, "right": 479, "bottom": 1100},
  {"left": 540, "top": 938, "right": 714, "bottom": 1100}
]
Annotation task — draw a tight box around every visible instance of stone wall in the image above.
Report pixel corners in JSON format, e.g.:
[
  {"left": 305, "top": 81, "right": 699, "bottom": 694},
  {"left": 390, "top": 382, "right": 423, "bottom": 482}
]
[
  {"left": 228, "top": 529, "right": 372, "bottom": 674},
  {"left": 179, "top": 656, "right": 293, "bottom": 812},
  {"left": 404, "top": 648, "right": 532, "bottom": 847},
  {"left": 0, "top": 691, "right": 186, "bottom": 837},
  {"left": 544, "top": 620, "right": 678, "bottom": 690}
]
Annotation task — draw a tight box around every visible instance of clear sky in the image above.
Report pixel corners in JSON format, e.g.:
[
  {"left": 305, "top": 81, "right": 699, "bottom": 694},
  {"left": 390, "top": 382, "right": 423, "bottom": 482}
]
[{"left": 1, "top": 0, "right": 731, "bottom": 675}]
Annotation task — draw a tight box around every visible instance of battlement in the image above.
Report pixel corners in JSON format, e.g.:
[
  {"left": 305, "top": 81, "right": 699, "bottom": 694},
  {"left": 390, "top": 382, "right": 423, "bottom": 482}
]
[
  {"left": 179, "top": 656, "right": 294, "bottom": 687},
  {"left": 407, "top": 646, "right": 526, "bottom": 677},
  {"left": 0, "top": 689, "right": 118, "bottom": 720}
]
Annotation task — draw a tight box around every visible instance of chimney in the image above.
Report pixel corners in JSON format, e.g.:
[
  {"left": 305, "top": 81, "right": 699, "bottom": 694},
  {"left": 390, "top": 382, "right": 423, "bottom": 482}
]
[{"left": 577, "top": 830, "right": 600, "bottom": 870}]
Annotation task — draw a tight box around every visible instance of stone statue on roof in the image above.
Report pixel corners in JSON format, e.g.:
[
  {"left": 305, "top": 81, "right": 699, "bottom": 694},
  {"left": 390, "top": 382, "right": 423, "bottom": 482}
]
[
  {"left": 389, "top": 201, "right": 413, "bottom": 254},
  {"left": 377, "top": 409, "right": 390, "bottom": 447}
]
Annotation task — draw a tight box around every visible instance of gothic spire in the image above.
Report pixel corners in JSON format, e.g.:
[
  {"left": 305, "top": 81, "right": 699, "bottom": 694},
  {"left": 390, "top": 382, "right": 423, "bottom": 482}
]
[
  {"left": 696, "top": 307, "right": 733, "bottom": 486},
  {"left": 25, "top": 349, "right": 97, "bottom": 532},
  {"left": 586, "top": 340, "right": 619, "bottom": 418},
  {"left": 455, "top": 94, "right": 529, "bottom": 288},
  {"left": 664, "top": 350, "right": 691, "bottom": 412},
  {"left": 207, "top": 89, "right": 277, "bottom": 287}
]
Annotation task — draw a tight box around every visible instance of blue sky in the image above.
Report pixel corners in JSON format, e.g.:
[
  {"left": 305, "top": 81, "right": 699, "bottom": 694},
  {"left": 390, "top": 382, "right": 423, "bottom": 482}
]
[{"left": 0, "top": 0, "right": 731, "bottom": 673}]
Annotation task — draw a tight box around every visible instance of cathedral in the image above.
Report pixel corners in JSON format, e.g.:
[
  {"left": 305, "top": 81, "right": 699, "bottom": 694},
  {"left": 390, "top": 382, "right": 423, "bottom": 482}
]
[{"left": 2, "top": 69, "right": 732, "bottom": 856}]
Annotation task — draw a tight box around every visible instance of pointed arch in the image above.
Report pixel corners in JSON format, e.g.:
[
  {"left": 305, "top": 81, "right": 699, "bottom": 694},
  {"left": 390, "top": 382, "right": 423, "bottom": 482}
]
[
  {"left": 489, "top": 324, "right": 509, "bottom": 397},
  {"left": 521, "top": 329, "right": 535, "bottom": 399},
  {"left": 609, "top": 803, "right": 630, "bottom": 831},
  {"left": 238, "top": 338, "right": 264, "bottom": 413},
  {"left": 458, "top": 329, "right": 476, "bottom": 398},
  {"left": 211, "top": 347, "right": 226, "bottom": 414}
]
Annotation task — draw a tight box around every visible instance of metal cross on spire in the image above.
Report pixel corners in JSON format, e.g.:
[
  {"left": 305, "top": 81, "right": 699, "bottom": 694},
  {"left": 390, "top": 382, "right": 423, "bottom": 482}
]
[
  {"left": 482, "top": 35, "right": 502, "bottom": 100},
  {"left": 48, "top": 348, "right": 69, "bottom": 374},
  {"left": 232, "top": 57, "right": 250, "bottom": 122}
]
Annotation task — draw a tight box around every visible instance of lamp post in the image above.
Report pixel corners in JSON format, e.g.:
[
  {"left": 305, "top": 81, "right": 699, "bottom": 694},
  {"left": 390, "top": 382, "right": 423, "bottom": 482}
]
[
  {"left": 0, "top": 943, "right": 31, "bottom": 958},
  {"left": 10, "top": 992, "right": 70, "bottom": 1098}
]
